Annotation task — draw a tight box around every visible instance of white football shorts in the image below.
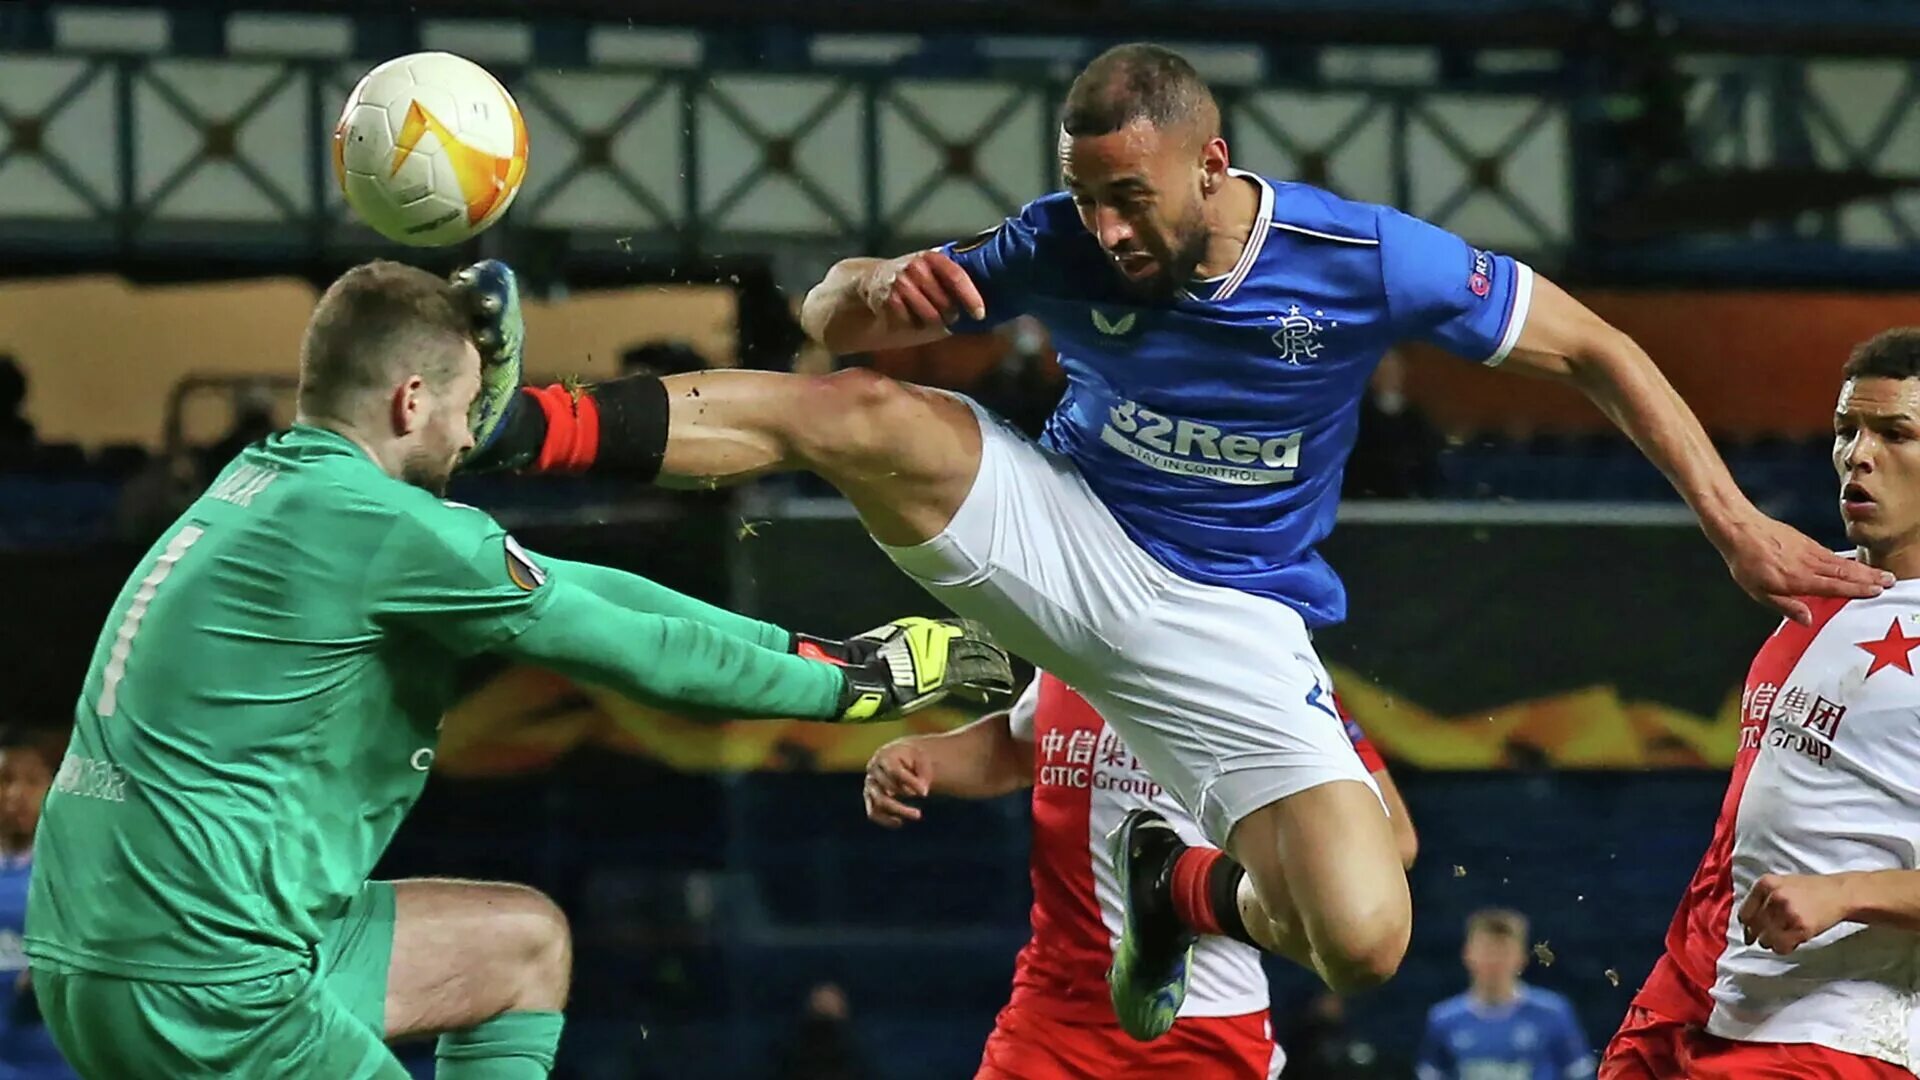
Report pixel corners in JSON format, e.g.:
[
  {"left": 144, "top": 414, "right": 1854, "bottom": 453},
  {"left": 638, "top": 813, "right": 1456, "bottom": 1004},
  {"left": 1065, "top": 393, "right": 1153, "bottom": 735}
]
[{"left": 880, "top": 400, "right": 1379, "bottom": 847}]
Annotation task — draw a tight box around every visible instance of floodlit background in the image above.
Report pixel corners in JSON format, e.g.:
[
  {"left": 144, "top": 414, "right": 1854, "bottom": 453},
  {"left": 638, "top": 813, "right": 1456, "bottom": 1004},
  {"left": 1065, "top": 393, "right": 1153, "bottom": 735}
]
[{"left": 4, "top": 1, "right": 1918, "bottom": 1076}]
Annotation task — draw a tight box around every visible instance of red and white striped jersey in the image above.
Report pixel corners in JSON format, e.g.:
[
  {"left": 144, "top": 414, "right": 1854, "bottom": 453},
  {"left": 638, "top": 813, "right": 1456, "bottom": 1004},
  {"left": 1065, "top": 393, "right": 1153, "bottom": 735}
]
[
  {"left": 1002, "top": 672, "right": 1386, "bottom": 1025},
  {"left": 1633, "top": 589, "right": 1920, "bottom": 1069}
]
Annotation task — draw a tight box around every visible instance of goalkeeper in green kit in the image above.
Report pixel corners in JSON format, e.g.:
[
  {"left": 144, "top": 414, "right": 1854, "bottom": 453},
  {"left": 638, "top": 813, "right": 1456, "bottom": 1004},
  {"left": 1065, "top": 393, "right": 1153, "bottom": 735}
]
[{"left": 25, "top": 260, "right": 1012, "bottom": 1079}]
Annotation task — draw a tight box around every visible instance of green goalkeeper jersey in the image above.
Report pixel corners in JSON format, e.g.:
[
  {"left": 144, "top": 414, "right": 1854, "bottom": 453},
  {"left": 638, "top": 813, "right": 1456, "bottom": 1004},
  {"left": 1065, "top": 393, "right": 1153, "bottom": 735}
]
[{"left": 27, "top": 424, "right": 840, "bottom": 984}]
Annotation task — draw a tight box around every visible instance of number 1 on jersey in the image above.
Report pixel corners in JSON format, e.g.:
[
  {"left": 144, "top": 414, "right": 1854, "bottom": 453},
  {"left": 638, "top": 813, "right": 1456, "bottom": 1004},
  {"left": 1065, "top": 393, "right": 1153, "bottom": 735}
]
[{"left": 98, "top": 525, "right": 205, "bottom": 718}]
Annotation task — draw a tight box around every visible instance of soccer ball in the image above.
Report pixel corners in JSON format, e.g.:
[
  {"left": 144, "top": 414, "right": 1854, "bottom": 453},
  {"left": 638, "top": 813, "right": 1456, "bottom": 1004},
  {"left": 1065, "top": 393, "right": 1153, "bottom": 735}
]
[{"left": 332, "top": 52, "right": 529, "bottom": 247}]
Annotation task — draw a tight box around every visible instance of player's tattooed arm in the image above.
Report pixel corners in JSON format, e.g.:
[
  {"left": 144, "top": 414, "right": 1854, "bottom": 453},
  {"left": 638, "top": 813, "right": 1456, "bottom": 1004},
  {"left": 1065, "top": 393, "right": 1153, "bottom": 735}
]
[
  {"left": 1497, "top": 274, "right": 1890, "bottom": 624},
  {"left": 801, "top": 251, "right": 986, "bottom": 355},
  {"left": 1740, "top": 869, "right": 1920, "bottom": 953},
  {"left": 864, "top": 711, "right": 1033, "bottom": 827}
]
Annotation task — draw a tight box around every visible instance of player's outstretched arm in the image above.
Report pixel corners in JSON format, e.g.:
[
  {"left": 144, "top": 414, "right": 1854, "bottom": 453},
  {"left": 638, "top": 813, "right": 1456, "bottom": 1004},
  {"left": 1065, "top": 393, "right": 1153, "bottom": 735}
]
[
  {"left": 506, "top": 586, "right": 1011, "bottom": 724},
  {"left": 801, "top": 251, "right": 986, "bottom": 356},
  {"left": 1497, "top": 275, "right": 1890, "bottom": 624},
  {"left": 863, "top": 711, "right": 1034, "bottom": 827},
  {"left": 506, "top": 580, "right": 846, "bottom": 719},
  {"left": 1841, "top": 870, "right": 1920, "bottom": 932},
  {"left": 370, "top": 504, "right": 1010, "bottom": 722},
  {"left": 542, "top": 556, "right": 791, "bottom": 652}
]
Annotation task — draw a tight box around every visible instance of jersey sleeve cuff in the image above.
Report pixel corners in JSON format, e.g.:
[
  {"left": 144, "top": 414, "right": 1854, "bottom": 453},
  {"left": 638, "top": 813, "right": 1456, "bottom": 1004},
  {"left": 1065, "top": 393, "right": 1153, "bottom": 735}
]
[{"left": 1484, "top": 260, "right": 1535, "bottom": 367}]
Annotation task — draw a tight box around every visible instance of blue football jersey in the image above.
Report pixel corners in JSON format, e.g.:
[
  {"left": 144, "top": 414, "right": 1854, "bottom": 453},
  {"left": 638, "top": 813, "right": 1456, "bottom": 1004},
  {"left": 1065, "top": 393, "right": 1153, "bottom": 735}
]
[
  {"left": 0, "top": 853, "right": 74, "bottom": 1079},
  {"left": 944, "top": 171, "right": 1532, "bottom": 627},
  {"left": 1416, "top": 985, "right": 1595, "bottom": 1080}
]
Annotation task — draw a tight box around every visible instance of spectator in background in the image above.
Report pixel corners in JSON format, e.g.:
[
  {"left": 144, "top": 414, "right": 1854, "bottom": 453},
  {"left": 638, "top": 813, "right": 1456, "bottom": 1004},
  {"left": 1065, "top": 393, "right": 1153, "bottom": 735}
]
[
  {"left": 114, "top": 451, "right": 200, "bottom": 544},
  {"left": 0, "top": 727, "right": 76, "bottom": 1079},
  {"left": 1342, "top": 348, "right": 1443, "bottom": 499},
  {"left": 733, "top": 265, "right": 808, "bottom": 372},
  {"left": 1278, "top": 991, "right": 1393, "bottom": 1079},
  {"left": 770, "top": 982, "right": 871, "bottom": 1080},
  {"left": 622, "top": 340, "right": 711, "bottom": 379},
  {"left": 200, "top": 382, "right": 280, "bottom": 477},
  {"left": 969, "top": 317, "right": 1064, "bottom": 440},
  {"left": 0, "top": 356, "right": 36, "bottom": 469},
  {"left": 1417, "top": 909, "right": 1594, "bottom": 1080},
  {"left": 1584, "top": 0, "right": 1691, "bottom": 225}
]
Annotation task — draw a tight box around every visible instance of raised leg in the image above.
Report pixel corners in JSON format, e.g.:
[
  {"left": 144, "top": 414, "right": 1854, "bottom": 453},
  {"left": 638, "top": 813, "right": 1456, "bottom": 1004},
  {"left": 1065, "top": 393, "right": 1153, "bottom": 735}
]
[{"left": 660, "top": 368, "right": 982, "bottom": 547}]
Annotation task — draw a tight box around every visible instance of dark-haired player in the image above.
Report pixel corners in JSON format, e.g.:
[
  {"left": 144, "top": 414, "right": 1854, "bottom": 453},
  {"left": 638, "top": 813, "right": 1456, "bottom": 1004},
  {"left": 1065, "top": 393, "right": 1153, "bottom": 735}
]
[
  {"left": 466, "top": 42, "right": 1885, "bottom": 1041},
  {"left": 1602, "top": 328, "right": 1920, "bottom": 1079}
]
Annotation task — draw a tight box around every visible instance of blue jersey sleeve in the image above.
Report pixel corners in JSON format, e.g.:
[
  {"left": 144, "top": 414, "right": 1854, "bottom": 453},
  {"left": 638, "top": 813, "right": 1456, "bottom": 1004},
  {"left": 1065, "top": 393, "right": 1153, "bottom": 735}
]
[
  {"left": 1378, "top": 207, "right": 1534, "bottom": 365},
  {"left": 1415, "top": 1007, "right": 1453, "bottom": 1080},
  {"left": 1549, "top": 997, "right": 1596, "bottom": 1078},
  {"left": 939, "top": 201, "right": 1048, "bottom": 334}
]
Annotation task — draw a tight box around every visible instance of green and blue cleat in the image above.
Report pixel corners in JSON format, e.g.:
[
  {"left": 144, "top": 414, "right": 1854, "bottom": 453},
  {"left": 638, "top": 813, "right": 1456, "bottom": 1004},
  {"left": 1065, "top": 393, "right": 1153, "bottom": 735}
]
[
  {"left": 449, "top": 258, "right": 529, "bottom": 470},
  {"left": 1106, "top": 808, "right": 1196, "bottom": 1042}
]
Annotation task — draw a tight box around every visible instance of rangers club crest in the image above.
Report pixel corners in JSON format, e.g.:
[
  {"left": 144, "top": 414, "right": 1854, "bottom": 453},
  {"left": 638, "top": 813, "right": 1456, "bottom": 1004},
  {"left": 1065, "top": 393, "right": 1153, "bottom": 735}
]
[{"left": 1272, "top": 305, "right": 1326, "bottom": 364}]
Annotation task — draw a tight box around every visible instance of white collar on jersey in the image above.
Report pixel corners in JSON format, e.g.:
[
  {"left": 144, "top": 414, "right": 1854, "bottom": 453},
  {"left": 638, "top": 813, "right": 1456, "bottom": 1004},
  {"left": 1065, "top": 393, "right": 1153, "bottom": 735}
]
[{"left": 1191, "top": 168, "right": 1275, "bottom": 304}]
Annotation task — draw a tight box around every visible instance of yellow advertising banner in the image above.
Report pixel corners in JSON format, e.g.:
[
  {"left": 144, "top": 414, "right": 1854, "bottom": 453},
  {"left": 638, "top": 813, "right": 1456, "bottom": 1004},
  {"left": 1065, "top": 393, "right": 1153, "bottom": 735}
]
[{"left": 437, "top": 663, "right": 1744, "bottom": 778}]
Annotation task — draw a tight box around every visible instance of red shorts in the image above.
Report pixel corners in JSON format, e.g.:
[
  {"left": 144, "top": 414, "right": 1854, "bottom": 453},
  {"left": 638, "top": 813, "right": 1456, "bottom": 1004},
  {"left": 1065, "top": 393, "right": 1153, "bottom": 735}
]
[
  {"left": 976, "top": 1003, "right": 1279, "bottom": 1080},
  {"left": 1600, "top": 1007, "right": 1905, "bottom": 1080},
  {"left": 1599, "top": 1004, "right": 1687, "bottom": 1080}
]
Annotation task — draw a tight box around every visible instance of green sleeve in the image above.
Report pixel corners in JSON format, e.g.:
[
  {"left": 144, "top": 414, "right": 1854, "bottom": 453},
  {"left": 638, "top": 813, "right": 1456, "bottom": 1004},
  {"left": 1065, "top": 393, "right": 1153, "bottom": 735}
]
[
  {"left": 366, "top": 498, "right": 556, "bottom": 658},
  {"left": 503, "top": 577, "right": 844, "bottom": 719},
  {"left": 541, "top": 557, "right": 791, "bottom": 652}
]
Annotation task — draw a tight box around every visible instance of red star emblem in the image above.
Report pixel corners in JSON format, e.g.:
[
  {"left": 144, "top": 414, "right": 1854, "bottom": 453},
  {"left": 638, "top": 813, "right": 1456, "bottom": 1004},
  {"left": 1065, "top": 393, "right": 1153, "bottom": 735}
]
[{"left": 1857, "top": 618, "right": 1920, "bottom": 677}]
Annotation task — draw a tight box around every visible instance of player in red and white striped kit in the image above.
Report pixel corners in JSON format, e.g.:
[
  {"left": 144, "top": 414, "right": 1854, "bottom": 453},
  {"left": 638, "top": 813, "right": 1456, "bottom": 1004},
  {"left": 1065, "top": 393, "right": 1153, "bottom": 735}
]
[
  {"left": 865, "top": 672, "right": 1416, "bottom": 1079},
  {"left": 1601, "top": 328, "right": 1920, "bottom": 1079}
]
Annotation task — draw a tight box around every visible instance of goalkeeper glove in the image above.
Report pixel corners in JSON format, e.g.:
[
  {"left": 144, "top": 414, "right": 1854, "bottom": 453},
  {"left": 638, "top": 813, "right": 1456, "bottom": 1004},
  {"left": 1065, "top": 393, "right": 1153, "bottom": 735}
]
[
  {"left": 449, "top": 259, "right": 533, "bottom": 470},
  {"left": 798, "top": 617, "right": 1016, "bottom": 723}
]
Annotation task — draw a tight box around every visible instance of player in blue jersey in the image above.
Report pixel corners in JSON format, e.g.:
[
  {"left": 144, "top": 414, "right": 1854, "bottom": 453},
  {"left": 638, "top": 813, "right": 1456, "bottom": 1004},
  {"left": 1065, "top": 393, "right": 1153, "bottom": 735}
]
[
  {"left": 0, "top": 730, "right": 75, "bottom": 1080},
  {"left": 1417, "top": 909, "right": 1594, "bottom": 1080},
  {"left": 466, "top": 43, "right": 1888, "bottom": 1042}
]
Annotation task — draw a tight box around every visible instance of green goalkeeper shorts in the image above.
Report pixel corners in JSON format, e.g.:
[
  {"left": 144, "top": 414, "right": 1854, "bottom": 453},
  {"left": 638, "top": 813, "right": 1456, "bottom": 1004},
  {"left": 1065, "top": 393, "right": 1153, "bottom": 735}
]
[{"left": 33, "top": 881, "right": 406, "bottom": 1079}]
